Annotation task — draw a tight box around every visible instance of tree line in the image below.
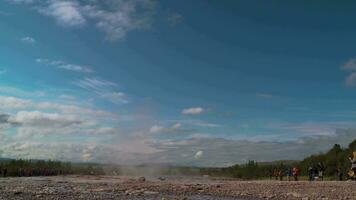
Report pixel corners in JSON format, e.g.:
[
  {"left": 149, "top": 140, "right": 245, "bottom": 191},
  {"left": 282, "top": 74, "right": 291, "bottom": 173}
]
[
  {"left": 0, "top": 159, "right": 104, "bottom": 177},
  {"left": 199, "top": 139, "right": 356, "bottom": 180}
]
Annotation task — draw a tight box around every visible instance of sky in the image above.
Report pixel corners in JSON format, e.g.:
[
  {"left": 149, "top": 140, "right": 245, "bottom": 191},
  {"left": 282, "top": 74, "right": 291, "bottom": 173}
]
[{"left": 1, "top": 0, "right": 356, "bottom": 167}]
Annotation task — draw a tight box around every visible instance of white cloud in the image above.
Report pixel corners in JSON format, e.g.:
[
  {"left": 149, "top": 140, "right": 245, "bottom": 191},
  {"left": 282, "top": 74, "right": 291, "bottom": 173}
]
[
  {"left": 149, "top": 123, "right": 195, "bottom": 135},
  {"left": 194, "top": 150, "right": 203, "bottom": 159},
  {"left": 0, "top": 95, "right": 117, "bottom": 119},
  {"left": 8, "top": 111, "right": 83, "bottom": 128},
  {"left": 0, "top": 96, "right": 32, "bottom": 109},
  {"left": 167, "top": 12, "right": 183, "bottom": 26},
  {"left": 171, "top": 123, "right": 182, "bottom": 129},
  {"left": 182, "top": 107, "right": 204, "bottom": 115},
  {"left": 81, "top": 0, "right": 156, "bottom": 41},
  {"left": 57, "top": 64, "right": 94, "bottom": 73},
  {"left": 20, "top": 36, "right": 36, "bottom": 44},
  {"left": 194, "top": 122, "right": 222, "bottom": 128},
  {"left": 149, "top": 125, "right": 164, "bottom": 134},
  {"left": 39, "top": 1, "right": 86, "bottom": 27},
  {"left": 341, "top": 58, "right": 356, "bottom": 86},
  {"left": 10, "top": 0, "right": 156, "bottom": 41},
  {"left": 256, "top": 93, "right": 273, "bottom": 98},
  {"left": 59, "top": 94, "right": 76, "bottom": 100},
  {"left": 8, "top": 0, "right": 33, "bottom": 3},
  {"left": 0, "top": 86, "right": 45, "bottom": 97},
  {"left": 345, "top": 72, "right": 356, "bottom": 86},
  {"left": 36, "top": 58, "right": 94, "bottom": 73},
  {"left": 341, "top": 58, "right": 356, "bottom": 71}
]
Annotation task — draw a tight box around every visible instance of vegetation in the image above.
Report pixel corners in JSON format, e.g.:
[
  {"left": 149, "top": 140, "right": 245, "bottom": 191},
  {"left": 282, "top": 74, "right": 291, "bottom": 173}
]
[{"left": 0, "top": 159, "right": 104, "bottom": 177}]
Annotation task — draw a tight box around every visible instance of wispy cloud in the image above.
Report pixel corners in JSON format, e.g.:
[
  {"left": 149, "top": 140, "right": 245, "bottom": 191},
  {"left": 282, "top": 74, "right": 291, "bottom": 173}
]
[
  {"left": 167, "top": 12, "right": 183, "bottom": 26},
  {"left": 256, "top": 93, "right": 273, "bottom": 98},
  {"left": 10, "top": 0, "right": 156, "bottom": 41},
  {"left": 182, "top": 107, "right": 204, "bottom": 115},
  {"left": 7, "top": 0, "right": 34, "bottom": 4},
  {"left": 149, "top": 122, "right": 194, "bottom": 136},
  {"left": 36, "top": 58, "right": 94, "bottom": 73},
  {"left": 74, "top": 77, "right": 129, "bottom": 104},
  {"left": 20, "top": 36, "right": 36, "bottom": 44},
  {"left": 0, "top": 86, "right": 45, "bottom": 97},
  {"left": 341, "top": 58, "right": 356, "bottom": 86}
]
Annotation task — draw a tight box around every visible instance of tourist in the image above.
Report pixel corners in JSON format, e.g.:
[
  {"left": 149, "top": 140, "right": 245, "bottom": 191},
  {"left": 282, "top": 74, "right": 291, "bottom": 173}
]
[
  {"left": 349, "top": 151, "right": 356, "bottom": 180},
  {"left": 292, "top": 167, "right": 300, "bottom": 181},
  {"left": 317, "top": 162, "right": 325, "bottom": 181},
  {"left": 286, "top": 168, "right": 292, "bottom": 181},
  {"left": 336, "top": 167, "right": 343, "bottom": 181},
  {"left": 278, "top": 169, "right": 283, "bottom": 181},
  {"left": 308, "top": 166, "right": 313, "bottom": 181}
]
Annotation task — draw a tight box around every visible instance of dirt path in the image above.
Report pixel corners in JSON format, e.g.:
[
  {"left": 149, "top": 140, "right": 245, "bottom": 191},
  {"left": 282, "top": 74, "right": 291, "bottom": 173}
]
[{"left": 0, "top": 175, "right": 355, "bottom": 200}]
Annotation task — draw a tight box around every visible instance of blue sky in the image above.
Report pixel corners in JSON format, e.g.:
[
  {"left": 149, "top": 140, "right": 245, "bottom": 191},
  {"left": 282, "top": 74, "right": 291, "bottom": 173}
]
[{"left": 1, "top": 0, "right": 356, "bottom": 166}]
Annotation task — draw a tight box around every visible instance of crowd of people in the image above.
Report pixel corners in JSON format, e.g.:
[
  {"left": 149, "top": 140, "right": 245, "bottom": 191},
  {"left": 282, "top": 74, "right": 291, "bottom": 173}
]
[
  {"left": 271, "top": 167, "right": 300, "bottom": 181},
  {"left": 270, "top": 151, "right": 356, "bottom": 181},
  {"left": 0, "top": 167, "right": 63, "bottom": 177},
  {"left": 307, "top": 162, "right": 325, "bottom": 181}
]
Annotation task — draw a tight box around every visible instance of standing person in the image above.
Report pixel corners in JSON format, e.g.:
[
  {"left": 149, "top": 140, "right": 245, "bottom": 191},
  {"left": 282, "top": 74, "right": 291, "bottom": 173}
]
[
  {"left": 273, "top": 169, "right": 278, "bottom": 180},
  {"left": 317, "top": 162, "right": 325, "bottom": 181},
  {"left": 268, "top": 168, "right": 273, "bottom": 180},
  {"left": 337, "top": 167, "right": 343, "bottom": 181},
  {"left": 286, "top": 168, "right": 292, "bottom": 181},
  {"left": 3, "top": 168, "right": 7, "bottom": 177},
  {"left": 292, "top": 167, "right": 300, "bottom": 181},
  {"left": 349, "top": 151, "right": 356, "bottom": 180},
  {"left": 278, "top": 169, "right": 283, "bottom": 181},
  {"left": 308, "top": 166, "right": 314, "bottom": 181}
]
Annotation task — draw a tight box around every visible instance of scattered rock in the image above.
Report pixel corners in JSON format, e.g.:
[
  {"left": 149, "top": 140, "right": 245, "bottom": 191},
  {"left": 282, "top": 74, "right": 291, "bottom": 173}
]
[{"left": 138, "top": 177, "right": 146, "bottom": 182}]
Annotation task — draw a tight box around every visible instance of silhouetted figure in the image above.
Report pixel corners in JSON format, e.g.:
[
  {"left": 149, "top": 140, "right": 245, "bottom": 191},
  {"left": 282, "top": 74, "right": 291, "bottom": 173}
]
[
  {"left": 3, "top": 168, "right": 7, "bottom": 177},
  {"left": 273, "top": 169, "right": 278, "bottom": 180},
  {"left": 308, "top": 166, "right": 314, "bottom": 181},
  {"left": 317, "top": 162, "right": 325, "bottom": 181},
  {"left": 286, "top": 168, "right": 292, "bottom": 181},
  {"left": 278, "top": 169, "right": 283, "bottom": 181},
  {"left": 292, "top": 167, "right": 300, "bottom": 181},
  {"left": 268, "top": 168, "right": 273, "bottom": 180},
  {"left": 337, "top": 167, "right": 343, "bottom": 181}
]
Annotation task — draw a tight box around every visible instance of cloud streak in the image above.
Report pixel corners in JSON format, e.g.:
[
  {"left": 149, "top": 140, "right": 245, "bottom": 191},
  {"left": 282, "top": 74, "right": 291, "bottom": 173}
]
[
  {"left": 20, "top": 36, "right": 36, "bottom": 44},
  {"left": 182, "top": 107, "right": 204, "bottom": 115},
  {"left": 74, "top": 77, "right": 129, "bottom": 104},
  {"left": 36, "top": 58, "right": 94, "bottom": 73}
]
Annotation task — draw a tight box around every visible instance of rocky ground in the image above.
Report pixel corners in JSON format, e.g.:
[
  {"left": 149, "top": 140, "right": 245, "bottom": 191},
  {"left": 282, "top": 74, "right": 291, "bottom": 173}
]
[{"left": 0, "top": 175, "right": 355, "bottom": 200}]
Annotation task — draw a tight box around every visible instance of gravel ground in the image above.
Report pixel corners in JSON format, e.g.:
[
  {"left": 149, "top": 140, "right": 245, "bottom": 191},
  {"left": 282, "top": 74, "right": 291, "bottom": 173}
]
[{"left": 0, "top": 175, "right": 355, "bottom": 200}]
